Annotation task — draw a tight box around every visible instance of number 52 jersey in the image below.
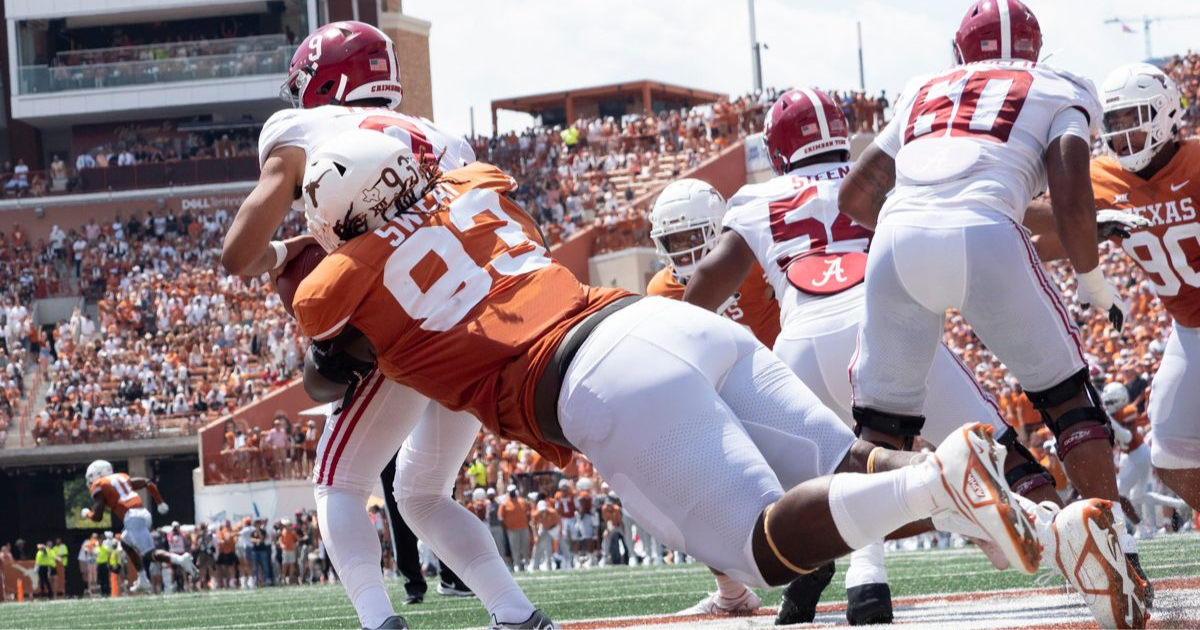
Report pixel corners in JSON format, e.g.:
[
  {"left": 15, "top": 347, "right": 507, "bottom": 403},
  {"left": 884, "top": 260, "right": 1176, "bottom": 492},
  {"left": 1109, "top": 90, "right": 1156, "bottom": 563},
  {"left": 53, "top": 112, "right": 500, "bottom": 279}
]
[{"left": 876, "top": 59, "right": 1101, "bottom": 226}]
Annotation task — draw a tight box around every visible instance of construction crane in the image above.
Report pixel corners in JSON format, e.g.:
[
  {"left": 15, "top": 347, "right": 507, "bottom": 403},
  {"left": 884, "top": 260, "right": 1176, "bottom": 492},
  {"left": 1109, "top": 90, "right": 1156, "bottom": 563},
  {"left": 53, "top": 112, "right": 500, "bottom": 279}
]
[{"left": 1105, "top": 14, "right": 1200, "bottom": 60}]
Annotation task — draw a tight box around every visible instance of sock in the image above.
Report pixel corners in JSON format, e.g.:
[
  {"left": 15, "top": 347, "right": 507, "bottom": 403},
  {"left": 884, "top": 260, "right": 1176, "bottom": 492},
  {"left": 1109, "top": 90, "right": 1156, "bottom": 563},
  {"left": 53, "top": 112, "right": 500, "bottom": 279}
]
[
  {"left": 844, "top": 542, "right": 888, "bottom": 588},
  {"left": 828, "top": 463, "right": 940, "bottom": 549},
  {"left": 714, "top": 573, "right": 748, "bottom": 601},
  {"left": 316, "top": 486, "right": 395, "bottom": 629}
]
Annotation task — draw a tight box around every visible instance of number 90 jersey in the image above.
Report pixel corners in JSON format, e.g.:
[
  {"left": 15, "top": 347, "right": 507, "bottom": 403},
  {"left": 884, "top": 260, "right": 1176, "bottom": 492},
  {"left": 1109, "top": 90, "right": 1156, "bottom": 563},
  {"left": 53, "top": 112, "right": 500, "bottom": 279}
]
[
  {"left": 293, "top": 163, "right": 631, "bottom": 466},
  {"left": 723, "top": 162, "right": 871, "bottom": 326},
  {"left": 259, "top": 105, "right": 475, "bottom": 211},
  {"left": 90, "top": 472, "right": 143, "bottom": 519},
  {"left": 876, "top": 60, "right": 1100, "bottom": 226},
  {"left": 1091, "top": 140, "right": 1200, "bottom": 328}
]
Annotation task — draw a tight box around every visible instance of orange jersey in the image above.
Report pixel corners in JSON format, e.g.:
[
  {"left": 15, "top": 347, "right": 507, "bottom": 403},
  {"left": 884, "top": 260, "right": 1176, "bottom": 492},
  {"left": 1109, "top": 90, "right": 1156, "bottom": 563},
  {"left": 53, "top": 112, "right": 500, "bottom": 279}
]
[
  {"left": 1112, "top": 403, "right": 1147, "bottom": 453},
  {"left": 295, "top": 163, "right": 631, "bottom": 467},
  {"left": 89, "top": 473, "right": 143, "bottom": 519},
  {"left": 646, "top": 264, "right": 781, "bottom": 348},
  {"left": 1091, "top": 141, "right": 1200, "bottom": 327}
]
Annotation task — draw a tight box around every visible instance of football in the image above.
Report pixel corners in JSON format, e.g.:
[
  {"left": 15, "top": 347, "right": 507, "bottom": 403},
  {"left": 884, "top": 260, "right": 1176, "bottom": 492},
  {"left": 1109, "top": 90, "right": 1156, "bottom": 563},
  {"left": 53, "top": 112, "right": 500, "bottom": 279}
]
[{"left": 275, "top": 243, "right": 327, "bottom": 318}]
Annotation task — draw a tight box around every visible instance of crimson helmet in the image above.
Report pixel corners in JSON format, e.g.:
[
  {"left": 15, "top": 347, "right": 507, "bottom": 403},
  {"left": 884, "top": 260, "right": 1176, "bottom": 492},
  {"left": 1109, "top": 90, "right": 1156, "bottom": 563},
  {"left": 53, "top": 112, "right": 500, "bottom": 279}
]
[
  {"left": 954, "top": 0, "right": 1042, "bottom": 64},
  {"left": 281, "top": 21, "right": 403, "bottom": 109},
  {"left": 763, "top": 88, "right": 849, "bottom": 175}
]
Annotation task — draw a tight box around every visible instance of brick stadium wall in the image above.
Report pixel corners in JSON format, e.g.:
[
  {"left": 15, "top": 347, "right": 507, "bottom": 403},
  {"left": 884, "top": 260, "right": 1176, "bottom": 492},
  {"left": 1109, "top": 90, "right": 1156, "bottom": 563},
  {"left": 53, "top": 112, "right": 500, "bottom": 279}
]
[{"left": 382, "top": 12, "right": 434, "bottom": 121}]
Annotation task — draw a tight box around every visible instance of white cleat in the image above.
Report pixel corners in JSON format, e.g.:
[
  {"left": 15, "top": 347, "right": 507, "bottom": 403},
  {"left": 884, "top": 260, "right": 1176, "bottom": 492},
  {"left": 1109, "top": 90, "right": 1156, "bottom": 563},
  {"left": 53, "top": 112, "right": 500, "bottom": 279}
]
[
  {"left": 929, "top": 423, "right": 1041, "bottom": 575},
  {"left": 179, "top": 552, "right": 200, "bottom": 580},
  {"left": 675, "top": 588, "right": 761, "bottom": 616},
  {"left": 1041, "top": 499, "right": 1149, "bottom": 630},
  {"left": 130, "top": 575, "right": 153, "bottom": 594}
]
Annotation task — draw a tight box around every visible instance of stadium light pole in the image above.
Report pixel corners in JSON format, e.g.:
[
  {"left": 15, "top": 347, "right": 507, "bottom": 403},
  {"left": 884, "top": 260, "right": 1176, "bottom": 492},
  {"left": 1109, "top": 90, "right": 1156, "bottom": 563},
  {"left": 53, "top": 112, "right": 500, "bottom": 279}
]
[
  {"left": 748, "top": 0, "right": 763, "bottom": 92},
  {"left": 857, "top": 21, "right": 865, "bottom": 91}
]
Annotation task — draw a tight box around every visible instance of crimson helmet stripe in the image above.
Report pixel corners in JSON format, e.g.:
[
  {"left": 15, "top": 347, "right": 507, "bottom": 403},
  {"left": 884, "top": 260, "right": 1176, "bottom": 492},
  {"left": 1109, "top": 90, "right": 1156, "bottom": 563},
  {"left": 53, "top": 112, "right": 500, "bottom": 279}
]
[
  {"left": 800, "top": 88, "right": 830, "bottom": 139},
  {"left": 998, "top": 0, "right": 1012, "bottom": 59}
]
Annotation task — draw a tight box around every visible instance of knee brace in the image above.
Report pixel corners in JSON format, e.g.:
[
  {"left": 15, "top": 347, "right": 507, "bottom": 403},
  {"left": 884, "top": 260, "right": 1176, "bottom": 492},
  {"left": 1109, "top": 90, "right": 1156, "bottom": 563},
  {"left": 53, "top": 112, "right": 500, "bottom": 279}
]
[
  {"left": 852, "top": 406, "right": 926, "bottom": 451},
  {"left": 1024, "top": 368, "right": 1113, "bottom": 460},
  {"left": 995, "top": 428, "right": 1055, "bottom": 496}
]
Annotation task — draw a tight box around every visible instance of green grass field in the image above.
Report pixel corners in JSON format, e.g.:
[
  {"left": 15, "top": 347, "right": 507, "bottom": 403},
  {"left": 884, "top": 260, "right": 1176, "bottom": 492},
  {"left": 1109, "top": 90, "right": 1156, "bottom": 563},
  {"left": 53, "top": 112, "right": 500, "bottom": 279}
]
[{"left": 3, "top": 532, "right": 1198, "bottom": 629}]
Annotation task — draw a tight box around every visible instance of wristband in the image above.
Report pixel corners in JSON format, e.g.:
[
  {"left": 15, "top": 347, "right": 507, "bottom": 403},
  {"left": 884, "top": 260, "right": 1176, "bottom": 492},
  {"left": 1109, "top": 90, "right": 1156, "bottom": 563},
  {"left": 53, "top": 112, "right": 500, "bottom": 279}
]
[{"left": 270, "top": 240, "right": 288, "bottom": 270}]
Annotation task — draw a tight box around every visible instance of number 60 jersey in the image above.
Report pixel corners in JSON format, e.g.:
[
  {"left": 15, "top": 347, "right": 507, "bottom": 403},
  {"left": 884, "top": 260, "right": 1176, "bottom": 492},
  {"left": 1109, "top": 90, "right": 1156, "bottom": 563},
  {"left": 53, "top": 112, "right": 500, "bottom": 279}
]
[
  {"left": 293, "top": 163, "right": 630, "bottom": 466},
  {"left": 877, "top": 59, "right": 1101, "bottom": 226}
]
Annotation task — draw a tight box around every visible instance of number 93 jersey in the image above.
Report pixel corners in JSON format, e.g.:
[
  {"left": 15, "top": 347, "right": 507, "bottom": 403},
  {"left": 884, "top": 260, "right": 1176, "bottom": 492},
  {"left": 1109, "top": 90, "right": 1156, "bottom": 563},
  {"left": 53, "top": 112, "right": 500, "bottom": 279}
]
[
  {"left": 1091, "top": 140, "right": 1200, "bottom": 327},
  {"left": 876, "top": 60, "right": 1101, "bottom": 226},
  {"left": 723, "top": 162, "right": 871, "bottom": 326},
  {"left": 90, "top": 472, "right": 143, "bottom": 519},
  {"left": 293, "top": 162, "right": 631, "bottom": 466}
]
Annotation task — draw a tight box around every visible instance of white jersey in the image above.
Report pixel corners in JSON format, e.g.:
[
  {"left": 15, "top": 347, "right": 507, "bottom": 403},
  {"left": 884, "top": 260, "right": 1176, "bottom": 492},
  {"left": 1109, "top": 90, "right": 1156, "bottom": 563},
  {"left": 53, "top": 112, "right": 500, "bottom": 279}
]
[
  {"left": 724, "top": 161, "right": 871, "bottom": 326},
  {"left": 875, "top": 60, "right": 1100, "bottom": 226},
  {"left": 259, "top": 106, "right": 476, "bottom": 213}
]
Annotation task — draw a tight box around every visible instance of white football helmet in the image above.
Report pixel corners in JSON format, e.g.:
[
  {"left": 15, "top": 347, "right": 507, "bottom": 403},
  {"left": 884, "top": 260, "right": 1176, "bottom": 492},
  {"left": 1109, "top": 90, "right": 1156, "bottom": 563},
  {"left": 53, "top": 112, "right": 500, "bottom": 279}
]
[
  {"left": 86, "top": 460, "right": 113, "bottom": 487},
  {"left": 649, "top": 179, "right": 726, "bottom": 280},
  {"left": 302, "top": 128, "right": 434, "bottom": 253},
  {"left": 1099, "top": 63, "right": 1183, "bottom": 173},
  {"left": 1100, "top": 382, "right": 1130, "bottom": 416},
  {"left": 576, "top": 477, "right": 594, "bottom": 492}
]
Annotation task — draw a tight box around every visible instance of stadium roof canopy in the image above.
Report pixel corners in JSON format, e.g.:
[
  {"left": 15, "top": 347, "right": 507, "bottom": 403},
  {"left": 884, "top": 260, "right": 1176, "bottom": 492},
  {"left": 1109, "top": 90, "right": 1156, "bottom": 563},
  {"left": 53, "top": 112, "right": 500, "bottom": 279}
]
[{"left": 490, "top": 80, "right": 725, "bottom": 133}]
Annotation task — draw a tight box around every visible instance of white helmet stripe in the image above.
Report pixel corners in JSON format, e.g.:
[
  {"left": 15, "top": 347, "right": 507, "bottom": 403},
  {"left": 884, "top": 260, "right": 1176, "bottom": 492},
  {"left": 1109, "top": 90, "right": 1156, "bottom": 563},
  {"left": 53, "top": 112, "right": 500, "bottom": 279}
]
[
  {"left": 800, "top": 88, "right": 830, "bottom": 138},
  {"left": 386, "top": 38, "right": 398, "bottom": 82},
  {"left": 334, "top": 74, "right": 349, "bottom": 103},
  {"left": 998, "top": 0, "right": 1012, "bottom": 59}
]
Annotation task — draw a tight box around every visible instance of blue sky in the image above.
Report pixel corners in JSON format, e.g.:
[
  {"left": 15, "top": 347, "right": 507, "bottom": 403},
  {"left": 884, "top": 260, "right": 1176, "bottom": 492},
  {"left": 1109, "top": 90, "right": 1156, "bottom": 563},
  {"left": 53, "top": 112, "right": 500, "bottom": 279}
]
[{"left": 403, "top": 0, "right": 1200, "bottom": 135}]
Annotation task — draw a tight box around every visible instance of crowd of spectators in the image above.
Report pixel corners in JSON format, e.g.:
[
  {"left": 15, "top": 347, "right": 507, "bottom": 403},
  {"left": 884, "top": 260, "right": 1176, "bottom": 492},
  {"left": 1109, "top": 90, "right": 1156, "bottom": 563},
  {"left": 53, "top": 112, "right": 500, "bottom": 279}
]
[
  {"left": 1161, "top": 51, "right": 1200, "bottom": 137},
  {"left": 214, "top": 412, "right": 320, "bottom": 484},
  {"left": 0, "top": 204, "right": 307, "bottom": 448}
]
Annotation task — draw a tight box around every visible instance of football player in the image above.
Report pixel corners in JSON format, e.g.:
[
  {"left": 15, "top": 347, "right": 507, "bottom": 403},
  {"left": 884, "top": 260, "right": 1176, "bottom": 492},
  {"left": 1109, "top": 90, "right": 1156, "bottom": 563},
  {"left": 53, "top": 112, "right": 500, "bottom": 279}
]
[
  {"left": 682, "top": 87, "right": 1142, "bottom": 627},
  {"left": 221, "top": 22, "right": 550, "bottom": 630},
  {"left": 647, "top": 180, "right": 780, "bottom": 349},
  {"left": 1101, "top": 382, "right": 1190, "bottom": 536},
  {"left": 293, "top": 127, "right": 1053, "bottom": 629},
  {"left": 82, "top": 460, "right": 198, "bottom": 593},
  {"left": 837, "top": 1, "right": 1148, "bottom": 626},
  {"left": 1029, "top": 62, "right": 1200, "bottom": 516}
]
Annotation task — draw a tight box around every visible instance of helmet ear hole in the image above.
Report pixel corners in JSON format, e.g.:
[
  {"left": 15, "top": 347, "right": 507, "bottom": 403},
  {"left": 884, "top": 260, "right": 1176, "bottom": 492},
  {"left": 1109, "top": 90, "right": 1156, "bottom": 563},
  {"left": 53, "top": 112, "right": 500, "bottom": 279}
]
[{"left": 316, "top": 80, "right": 337, "bottom": 96}]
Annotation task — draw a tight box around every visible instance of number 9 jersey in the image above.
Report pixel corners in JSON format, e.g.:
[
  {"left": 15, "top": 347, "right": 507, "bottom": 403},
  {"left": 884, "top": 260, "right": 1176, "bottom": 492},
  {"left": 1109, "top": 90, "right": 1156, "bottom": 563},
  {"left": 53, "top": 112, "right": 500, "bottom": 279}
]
[
  {"left": 875, "top": 60, "right": 1101, "bottom": 226},
  {"left": 293, "top": 162, "right": 631, "bottom": 466}
]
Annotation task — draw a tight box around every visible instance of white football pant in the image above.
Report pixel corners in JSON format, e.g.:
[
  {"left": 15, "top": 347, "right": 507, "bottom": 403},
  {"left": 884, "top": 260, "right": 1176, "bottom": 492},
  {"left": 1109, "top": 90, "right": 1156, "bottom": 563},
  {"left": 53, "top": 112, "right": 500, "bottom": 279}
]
[
  {"left": 1149, "top": 323, "right": 1200, "bottom": 470},
  {"left": 558, "top": 297, "right": 858, "bottom": 587},
  {"left": 313, "top": 373, "right": 533, "bottom": 628}
]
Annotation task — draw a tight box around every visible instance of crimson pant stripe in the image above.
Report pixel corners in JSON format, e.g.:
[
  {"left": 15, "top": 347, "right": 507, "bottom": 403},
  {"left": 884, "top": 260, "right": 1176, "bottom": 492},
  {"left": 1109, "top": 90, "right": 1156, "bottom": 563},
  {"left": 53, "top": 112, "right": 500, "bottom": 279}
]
[
  {"left": 1013, "top": 224, "right": 1086, "bottom": 362},
  {"left": 321, "top": 371, "right": 385, "bottom": 487},
  {"left": 945, "top": 345, "right": 1011, "bottom": 430},
  {"left": 315, "top": 369, "right": 380, "bottom": 486}
]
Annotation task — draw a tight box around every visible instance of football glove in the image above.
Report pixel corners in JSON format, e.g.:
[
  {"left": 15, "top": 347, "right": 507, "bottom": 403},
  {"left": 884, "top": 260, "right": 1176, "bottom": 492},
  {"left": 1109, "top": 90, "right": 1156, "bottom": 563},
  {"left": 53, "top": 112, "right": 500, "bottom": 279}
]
[
  {"left": 81, "top": 508, "right": 93, "bottom": 520},
  {"left": 1076, "top": 267, "right": 1128, "bottom": 332},
  {"left": 1111, "top": 422, "right": 1133, "bottom": 446},
  {"left": 157, "top": 502, "right": 170, "bottom": 515},
  {"left": 1096, "top": 209, "right": 1150, "bottom": 240}
]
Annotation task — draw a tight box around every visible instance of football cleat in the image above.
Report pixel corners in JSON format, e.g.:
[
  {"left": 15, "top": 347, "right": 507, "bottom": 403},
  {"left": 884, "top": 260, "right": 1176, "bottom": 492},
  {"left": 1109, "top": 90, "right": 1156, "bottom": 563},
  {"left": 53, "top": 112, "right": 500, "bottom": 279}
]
[
  {"left": 178, "top": 552, "right": 200, "bottom": 580},
  {"left": 1126, "top": 553, "right": 1153, "bottom": 609},
  {"left": 929, "top": 423, "right": 1041, "bottom": 575},
  {"left": 436, "top": 581, "right": 474, "bottom": 597},
  {"left": 489, "top": 609, "right": 560, "bottom": 630},
  {"left": 846, "top": 583, "right": 894, "bottom": 626},
  {"left": 1042, "top": 499, "right": 1148, "bottom": 629},
  {"left": 774, "top": 561, "right": 835, "bottom": 625},
  {"left": 675, "top": 588, "right": 761, "bottom": 616},
  {"left": 367, "top": 615, "right": 409, "bottom": 629},
  {"left": 130, "top": 575, "right": 153, "bottom": 594}
]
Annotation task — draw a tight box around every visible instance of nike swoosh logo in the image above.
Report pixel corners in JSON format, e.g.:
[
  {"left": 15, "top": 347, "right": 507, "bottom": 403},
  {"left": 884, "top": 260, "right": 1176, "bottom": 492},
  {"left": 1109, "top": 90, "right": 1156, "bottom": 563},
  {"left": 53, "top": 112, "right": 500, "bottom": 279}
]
[{"left": 1171, "top": 180, "right": 1189, "bottom": 192}]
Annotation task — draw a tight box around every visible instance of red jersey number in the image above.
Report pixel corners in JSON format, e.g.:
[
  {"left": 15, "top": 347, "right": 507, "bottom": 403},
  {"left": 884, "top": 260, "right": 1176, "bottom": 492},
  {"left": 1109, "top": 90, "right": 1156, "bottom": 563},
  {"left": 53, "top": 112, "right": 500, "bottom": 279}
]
[
  {"left": 904, "top": 68, "right": 1033, "bottom": 144},
  {"left": 359, "top": 115, "right": 436, "bottom": 162}
]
